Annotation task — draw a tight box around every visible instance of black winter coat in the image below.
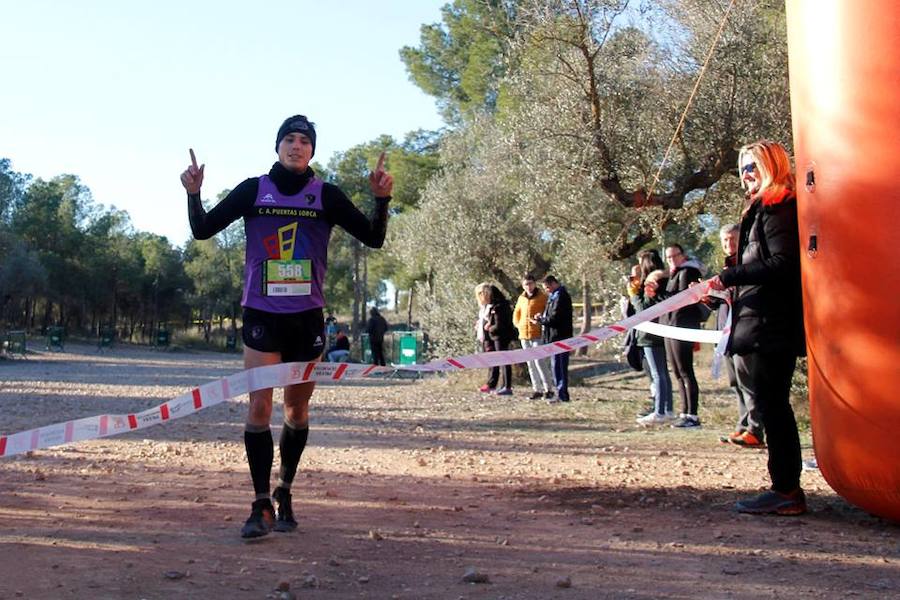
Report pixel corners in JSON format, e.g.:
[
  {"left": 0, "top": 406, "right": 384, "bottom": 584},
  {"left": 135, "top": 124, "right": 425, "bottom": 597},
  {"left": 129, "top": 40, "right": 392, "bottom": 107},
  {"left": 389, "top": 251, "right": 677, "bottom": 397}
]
[
  {"left": 366, "top": 314, "right": 388, "bottom": 341},
  {"left": 660, "top": 263, "right": 705, "bottom": 327},
  {"left": 719, "top": 191, "right": 805, "bottom": 356},
  {"left": 541, "top": 285, "right": 573, "bottom": 343},
  {"left": 487, "top": 299, "right": 516, "bottom": 346}
]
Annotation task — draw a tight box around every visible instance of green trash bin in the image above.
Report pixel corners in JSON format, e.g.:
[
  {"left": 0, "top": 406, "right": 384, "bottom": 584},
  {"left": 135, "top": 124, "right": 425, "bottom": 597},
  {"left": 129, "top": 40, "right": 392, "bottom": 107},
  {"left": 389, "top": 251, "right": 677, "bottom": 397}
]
[
  {"left": 98, "top": 326, "right": 115, "bottom": 351},
  {"left": 396, "top": 331, "right": 419, "bottom": 365},
  {"left": 47, "top": 326, "right": 65, "bottom": 351},
  {"left": 4, "top": 330, "right": 27, "bottom": 356}
]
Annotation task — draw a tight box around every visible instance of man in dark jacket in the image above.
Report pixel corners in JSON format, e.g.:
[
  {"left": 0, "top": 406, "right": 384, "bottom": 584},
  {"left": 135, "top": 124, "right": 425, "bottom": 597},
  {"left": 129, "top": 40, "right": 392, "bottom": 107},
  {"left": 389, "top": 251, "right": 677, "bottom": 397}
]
[
  {"left": 535, "top": 275, "right": 573, "bottom": 403},
  {"left": 715, "top": 224, "right": 764, "bottom": 448},
  {"left": 660, "top": 244, "right": 705, "bottom": 428},
  {"left": 366, "top": 307, "right": 389, "bottom": 366}
]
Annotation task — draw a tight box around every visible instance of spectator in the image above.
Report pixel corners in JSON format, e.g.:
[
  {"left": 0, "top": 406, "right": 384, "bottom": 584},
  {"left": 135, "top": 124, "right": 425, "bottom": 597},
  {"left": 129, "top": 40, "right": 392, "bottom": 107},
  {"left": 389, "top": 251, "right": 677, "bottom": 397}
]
[
  {"left": 486, "top": 284, "right": 515, "bottom": 396},
  {"left": 622, "top": 263, "right": 655, "bottom": 412},
  {"left": 325, "top": 312, "right": 338, "bottom": 349},
  {"left": 534, "top": 275, "right": 573, "bottom": 403},
  {"left": 710, "top": 140, "right": 806, "bottom": 515},
  {"left": 366, "top": 307, "right": 389, "bottom": 366},
  {"left": 513, "top": 273, "right": 553, "bottom": 400},
  {"left": 326, "top": 330, "right": 351, "bottom": 362},
  {"left": 659, "top": 243, "right": 705, "bottom": 428},
  {"left": 715, "top": 224, "right": 765, "bottom": 448},
  {"left": 474, "top": 283, "right": 497, "bottom": 393},
  {"left": 630, "top": 250, "right": 675, "bottom": 424}
]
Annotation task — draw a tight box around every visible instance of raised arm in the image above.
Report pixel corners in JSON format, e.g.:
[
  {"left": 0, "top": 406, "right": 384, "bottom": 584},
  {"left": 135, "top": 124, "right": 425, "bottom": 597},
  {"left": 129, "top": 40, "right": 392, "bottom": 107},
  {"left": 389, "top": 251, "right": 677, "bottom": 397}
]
[{"left": 179, "top": 149, "right": 256, "bottom": 239}]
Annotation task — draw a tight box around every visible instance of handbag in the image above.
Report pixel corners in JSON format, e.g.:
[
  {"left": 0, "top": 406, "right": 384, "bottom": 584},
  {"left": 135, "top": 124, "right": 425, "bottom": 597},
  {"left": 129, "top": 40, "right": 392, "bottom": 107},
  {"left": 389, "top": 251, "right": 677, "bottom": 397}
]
[{"left": 623, "top": 329, "right": 644, "bottom": 372}]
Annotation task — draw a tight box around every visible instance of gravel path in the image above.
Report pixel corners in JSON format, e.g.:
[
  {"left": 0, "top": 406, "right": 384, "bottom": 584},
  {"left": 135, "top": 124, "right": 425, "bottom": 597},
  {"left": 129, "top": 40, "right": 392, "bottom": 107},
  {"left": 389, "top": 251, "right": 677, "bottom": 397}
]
[{"left": 1, "top": 344, "right": 897, "bottom": 599}]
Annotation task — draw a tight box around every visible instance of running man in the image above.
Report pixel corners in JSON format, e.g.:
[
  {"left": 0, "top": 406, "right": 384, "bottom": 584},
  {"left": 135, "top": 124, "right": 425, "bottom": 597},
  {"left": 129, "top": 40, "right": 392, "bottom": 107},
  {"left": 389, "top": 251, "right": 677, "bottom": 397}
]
[{"left": 180, "top": 115, "right": 392, "bottom": 537}]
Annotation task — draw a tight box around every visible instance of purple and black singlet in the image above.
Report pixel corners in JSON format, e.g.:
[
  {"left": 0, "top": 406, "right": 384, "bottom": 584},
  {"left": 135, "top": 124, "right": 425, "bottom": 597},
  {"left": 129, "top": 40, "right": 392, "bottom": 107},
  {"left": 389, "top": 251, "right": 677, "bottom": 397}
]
[{"left": 188, "top": 162, "right": 389, "bottom": 315}]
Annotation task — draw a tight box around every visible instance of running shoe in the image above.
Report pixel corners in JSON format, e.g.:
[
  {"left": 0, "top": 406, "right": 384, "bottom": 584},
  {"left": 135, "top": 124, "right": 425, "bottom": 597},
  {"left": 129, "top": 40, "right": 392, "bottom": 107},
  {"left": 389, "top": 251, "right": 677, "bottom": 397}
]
[
  {"left": 636, "top": 412, "right": 671, "bottom": 426},
  {"left": 240, "top": 499, "right": 274, "bottom": 538},
  {"left": 529, "top": 391, "right": 543, "bottom": 400},
  {"left": 735, "top": 488, "right": 807, "bottom": 515},
  {"left": 479, "top": 384, "right": 494, "bottom": 393},
  {"left": 719, "top": 431, "right": 743, "bottom": 444},
  {"left": 495, "top": 388, "right": 513, "bottom": 396},
  {"left": 672, "top": 415, "right": 701, "bottom": 428},
  {"left": 272, "top": 486, "right": 298, "bottom": 532},
  {"left": 729, "top": 431, "right": 766, "bottom": 448}
]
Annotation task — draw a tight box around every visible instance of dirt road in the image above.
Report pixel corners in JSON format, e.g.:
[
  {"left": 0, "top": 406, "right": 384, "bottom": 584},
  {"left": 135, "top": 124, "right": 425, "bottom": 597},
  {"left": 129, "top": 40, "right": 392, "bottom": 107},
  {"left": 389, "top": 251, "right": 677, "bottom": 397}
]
[{"left": 1, "top": 344, "right": 897, "bottom": 599}]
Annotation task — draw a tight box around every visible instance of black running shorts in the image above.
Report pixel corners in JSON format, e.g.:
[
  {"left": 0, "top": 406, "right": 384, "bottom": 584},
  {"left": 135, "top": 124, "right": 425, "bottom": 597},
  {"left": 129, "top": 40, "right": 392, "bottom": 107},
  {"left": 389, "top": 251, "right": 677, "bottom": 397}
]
[{"left": 241, "top": 306, "right": 325, "bottom": 362}]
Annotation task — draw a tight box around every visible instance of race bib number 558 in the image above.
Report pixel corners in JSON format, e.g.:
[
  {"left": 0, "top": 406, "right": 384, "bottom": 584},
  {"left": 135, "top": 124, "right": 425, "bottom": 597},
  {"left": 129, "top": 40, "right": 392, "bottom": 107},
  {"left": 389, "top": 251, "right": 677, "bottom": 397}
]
[{"left": 263, "top": 259, "right": 312, "bottom": 296}]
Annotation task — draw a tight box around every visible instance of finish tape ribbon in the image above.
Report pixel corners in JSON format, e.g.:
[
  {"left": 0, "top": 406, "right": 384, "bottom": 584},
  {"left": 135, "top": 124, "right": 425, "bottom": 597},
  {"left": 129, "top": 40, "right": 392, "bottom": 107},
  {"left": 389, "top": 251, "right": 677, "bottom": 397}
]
[{"left": 1, "top": 281, "right": 724, "bottom": 458}]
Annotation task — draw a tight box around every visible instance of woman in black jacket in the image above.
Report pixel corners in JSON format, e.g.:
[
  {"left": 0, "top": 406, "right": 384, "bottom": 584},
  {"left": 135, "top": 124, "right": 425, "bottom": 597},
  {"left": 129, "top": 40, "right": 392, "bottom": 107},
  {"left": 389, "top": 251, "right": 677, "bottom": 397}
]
[
  {"left": 659, "top": 244, "right": 705, "bottom": 428},
  {"left": 710, "top": 140, "right": 806, "bottom": 515},
  {"left": 486, "top": 285, "right": 515, "bottom": 396}
]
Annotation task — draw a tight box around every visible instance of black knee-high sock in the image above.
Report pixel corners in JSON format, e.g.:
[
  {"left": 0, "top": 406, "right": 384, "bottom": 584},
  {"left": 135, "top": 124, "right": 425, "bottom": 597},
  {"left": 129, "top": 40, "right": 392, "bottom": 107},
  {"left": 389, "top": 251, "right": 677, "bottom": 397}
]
[
  {"left": 244, "top": 426, "right": 273, "bottom": 501},
  {"left": 277, "top": 420, "right": 309, "bottom": 489}
]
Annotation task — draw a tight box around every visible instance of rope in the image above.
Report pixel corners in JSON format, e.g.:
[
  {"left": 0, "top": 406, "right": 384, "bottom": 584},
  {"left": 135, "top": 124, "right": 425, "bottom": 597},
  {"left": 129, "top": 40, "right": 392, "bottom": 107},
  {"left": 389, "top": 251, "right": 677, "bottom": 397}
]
[{"left": 645, "top": 0, "right": 737, "bottom": 205}]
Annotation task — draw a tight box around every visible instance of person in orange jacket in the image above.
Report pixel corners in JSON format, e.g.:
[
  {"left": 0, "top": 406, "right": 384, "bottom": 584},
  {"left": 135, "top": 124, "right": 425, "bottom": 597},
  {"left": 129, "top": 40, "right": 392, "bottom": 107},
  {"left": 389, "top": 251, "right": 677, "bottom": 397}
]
[{"left": 513, "top": 273, "right": 554, "bottom": 400}]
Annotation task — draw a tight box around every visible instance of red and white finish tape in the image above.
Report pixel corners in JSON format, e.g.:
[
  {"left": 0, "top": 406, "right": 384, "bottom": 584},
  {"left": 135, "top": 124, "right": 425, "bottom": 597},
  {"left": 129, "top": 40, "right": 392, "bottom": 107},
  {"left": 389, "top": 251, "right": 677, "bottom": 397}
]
[{"left": 1, "top": 282, "right": 720, "bottom": 458}]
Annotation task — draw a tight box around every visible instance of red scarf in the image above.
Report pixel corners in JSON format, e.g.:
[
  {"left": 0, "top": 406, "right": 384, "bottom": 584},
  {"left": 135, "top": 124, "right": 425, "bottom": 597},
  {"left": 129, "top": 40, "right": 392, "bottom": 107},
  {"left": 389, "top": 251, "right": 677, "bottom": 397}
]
[{"left": 759, "top": 187, "right": 794, "bottom": 206}]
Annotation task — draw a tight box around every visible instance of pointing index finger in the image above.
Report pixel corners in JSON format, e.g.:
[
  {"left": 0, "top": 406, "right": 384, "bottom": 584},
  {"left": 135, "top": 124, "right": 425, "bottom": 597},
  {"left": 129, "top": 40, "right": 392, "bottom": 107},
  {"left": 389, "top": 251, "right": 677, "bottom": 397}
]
[
  {"left": 189, "top": 148, "right": 198, "bottom": 170},
  {"left": 375, "top": 151, "right": 385, "bottom": 172}
]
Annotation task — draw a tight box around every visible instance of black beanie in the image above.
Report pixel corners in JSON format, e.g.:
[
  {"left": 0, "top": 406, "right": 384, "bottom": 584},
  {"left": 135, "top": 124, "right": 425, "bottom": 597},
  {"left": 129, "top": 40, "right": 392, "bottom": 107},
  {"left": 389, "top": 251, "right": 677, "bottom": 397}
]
[{"left": 275, "top": 115, "right": 316, "bottom": 156}]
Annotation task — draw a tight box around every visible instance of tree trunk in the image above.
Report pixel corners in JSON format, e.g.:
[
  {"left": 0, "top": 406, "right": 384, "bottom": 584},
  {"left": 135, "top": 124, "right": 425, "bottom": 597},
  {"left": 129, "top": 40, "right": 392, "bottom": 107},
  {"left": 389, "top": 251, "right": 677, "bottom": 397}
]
[
  {"left": 42, "top": 301, "right": 53, "bottom": 334},
  {"left": 577, "top": 277, "right": 592, "bottom": 356},
  {"left": 406, "top": 287, "right": 415, "bottom": 328},
  {"left": 203, "top": 309, "right": 211, "bottom": 343},
  {"left": 351, "top": 241, "right": 362, "bottom": 341}
]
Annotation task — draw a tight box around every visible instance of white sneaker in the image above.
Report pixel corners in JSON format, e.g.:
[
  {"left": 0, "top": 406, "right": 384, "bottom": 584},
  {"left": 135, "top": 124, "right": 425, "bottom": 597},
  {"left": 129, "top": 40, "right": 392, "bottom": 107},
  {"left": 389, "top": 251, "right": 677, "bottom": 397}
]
[{"left": 636, "top": 412, "right": 669, "bottom": 426}]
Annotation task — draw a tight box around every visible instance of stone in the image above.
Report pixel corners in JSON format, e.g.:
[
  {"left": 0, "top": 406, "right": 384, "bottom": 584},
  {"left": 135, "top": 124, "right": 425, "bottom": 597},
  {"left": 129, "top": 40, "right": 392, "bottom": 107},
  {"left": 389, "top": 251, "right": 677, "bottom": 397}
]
[
  {"left": 163, "top": 570, "right": 187, "bottom": 580},
  {"left": 461, "top": 567, "right": 490, "bottom": 584}
]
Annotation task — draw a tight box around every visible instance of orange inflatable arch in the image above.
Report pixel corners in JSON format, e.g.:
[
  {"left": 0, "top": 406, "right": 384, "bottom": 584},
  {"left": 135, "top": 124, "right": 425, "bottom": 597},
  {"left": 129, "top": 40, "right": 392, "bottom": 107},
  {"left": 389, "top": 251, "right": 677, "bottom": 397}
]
[{"left": 787, "top": 0, "right": 900, "bottom": 521}]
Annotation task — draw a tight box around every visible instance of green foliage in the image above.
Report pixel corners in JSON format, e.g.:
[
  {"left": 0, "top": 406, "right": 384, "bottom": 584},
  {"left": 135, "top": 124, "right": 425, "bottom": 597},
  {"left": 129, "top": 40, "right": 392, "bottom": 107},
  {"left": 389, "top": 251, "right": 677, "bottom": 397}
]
[
  {"left": 0, "top": 163, "right": 190, "bottom": 338},
  {"left": 400, "top": 0, "right": 519, "bottom": 123},
  {"left": 395, "top": 0, "right": 793, "bottom": 350},
  {"left": 0, "top": 158, "right": 30, "bottom": 224}
]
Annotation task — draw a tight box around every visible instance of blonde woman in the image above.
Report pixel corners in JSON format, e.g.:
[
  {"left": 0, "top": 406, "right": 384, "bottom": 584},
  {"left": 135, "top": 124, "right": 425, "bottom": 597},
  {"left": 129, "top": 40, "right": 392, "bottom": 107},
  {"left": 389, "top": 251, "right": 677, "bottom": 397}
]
[{"left": 474, "top": 283, "right": 495, "bottom": 393}]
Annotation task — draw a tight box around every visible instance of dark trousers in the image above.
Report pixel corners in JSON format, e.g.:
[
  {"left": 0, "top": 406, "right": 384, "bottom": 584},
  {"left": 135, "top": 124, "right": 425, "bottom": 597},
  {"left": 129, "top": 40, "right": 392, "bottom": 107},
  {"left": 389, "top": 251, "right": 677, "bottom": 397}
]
[
  {"left": 730, "top": 354, "right": 763, "bottom": 439},
  {"left": 371, "top": 337, "right": 386, "bottom": 366},
  {"left": 665, "top": 337, "right": 699, "bottom": 415},
  {"left": 552, "top": 351, "right": 570, "bottom": 401},
  {"left": 737, "top": 350, "right": 801, "bottom": 493},
  {"left": 485, "top": 339, "right": 512, "bottom": 389}
]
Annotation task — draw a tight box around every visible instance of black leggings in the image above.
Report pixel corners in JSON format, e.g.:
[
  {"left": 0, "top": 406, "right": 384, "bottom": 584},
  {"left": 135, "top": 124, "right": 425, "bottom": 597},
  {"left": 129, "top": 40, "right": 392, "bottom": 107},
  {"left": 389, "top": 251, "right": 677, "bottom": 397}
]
[
  {"left": 665, "top": 337, "right": 698, "bottom": 415},
  {"left": 485, "top": 339, "right": 511, "bottom": 389}
]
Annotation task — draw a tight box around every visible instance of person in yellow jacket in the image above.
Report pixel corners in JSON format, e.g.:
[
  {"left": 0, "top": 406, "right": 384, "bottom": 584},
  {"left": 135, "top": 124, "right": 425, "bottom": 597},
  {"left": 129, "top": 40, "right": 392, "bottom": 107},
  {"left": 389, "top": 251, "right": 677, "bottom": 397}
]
[{"left": 513, "top": 273, "right": 554, "bottom": 400}]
